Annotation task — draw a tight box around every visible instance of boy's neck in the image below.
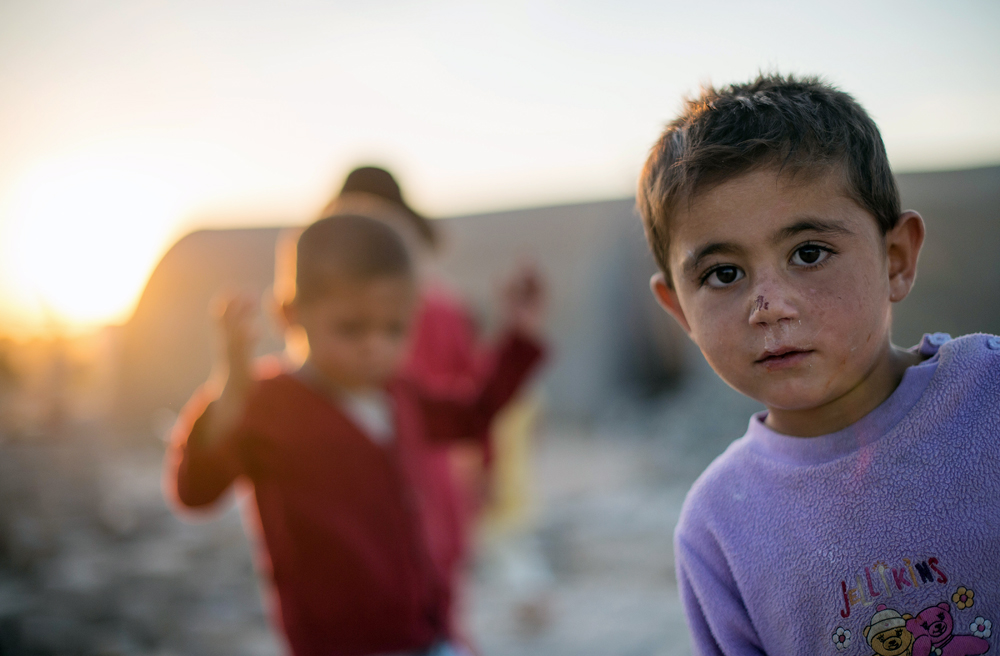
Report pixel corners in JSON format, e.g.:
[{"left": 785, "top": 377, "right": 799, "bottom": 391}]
[
  {"left": 763, "top": 343, "right": 925, "bottom": 438},
  {"left": 295, "top": 360, "right": 385, "bottom": 400}
]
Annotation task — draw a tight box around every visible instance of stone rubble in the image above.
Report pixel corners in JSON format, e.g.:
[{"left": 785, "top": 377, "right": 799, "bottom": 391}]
[{"left": 0, "top": 362, "right": 751, "bottom": 656}]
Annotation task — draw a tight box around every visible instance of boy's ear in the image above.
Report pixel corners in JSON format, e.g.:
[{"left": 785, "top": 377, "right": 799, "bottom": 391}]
[
  {"left": 650, "top": 272, "right": 692, "bottom": 334},
  {"left": 262, "top": 286, "right": 285, "bottom": 327},
  {"left": 886, "top": 211, "right": 925, "bottom": 303},
  {"left": 277, "top": 298, "right": 310, "bottom": 367},
  {"left": 278, "top": 299, "right": 299, "bottom": 329}
]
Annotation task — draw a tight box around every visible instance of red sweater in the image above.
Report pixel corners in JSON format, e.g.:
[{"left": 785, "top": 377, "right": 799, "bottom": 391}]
[
  {"left": 168, "top": 332, "right": 543, "bottom": 656},
  {"left": 401, "top": 286, "right": 496, "bottom": 566},
  {"left": 403, "top": 285, "right": 492, "bottom": 398}
]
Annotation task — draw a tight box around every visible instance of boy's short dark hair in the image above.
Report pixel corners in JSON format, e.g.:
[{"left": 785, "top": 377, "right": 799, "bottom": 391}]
[
  {"left": 637, "top": 73, "right": 901, "bottom": 281},
  {"left": 290, "top": 214, "right": 413, "bottom": 304}
]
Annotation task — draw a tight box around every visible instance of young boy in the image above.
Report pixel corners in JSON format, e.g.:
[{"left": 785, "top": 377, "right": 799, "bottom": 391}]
[
  {"left": 322, "top": 165, "right": 544, "bottom": 640},
  {"left": 324, "top": 167, "right": 552, "bottom": 625},
  {"left": 637, "top": 74, "right": 999, "bottom": 655},
  {"left": 166, "top": 214, "right": 545, "bottom": 656}
]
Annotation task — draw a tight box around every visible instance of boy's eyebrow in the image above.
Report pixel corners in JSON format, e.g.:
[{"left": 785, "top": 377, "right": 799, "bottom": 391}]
[
  {"left": 772, "top": 219, "right": 854, "bottom": 243},
  {"left": 682, "top": 242, "right": 743, "bottom": 276}
]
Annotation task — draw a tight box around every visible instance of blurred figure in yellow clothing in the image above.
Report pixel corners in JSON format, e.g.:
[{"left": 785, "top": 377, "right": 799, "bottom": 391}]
[{"left": 477, "top": 394, "right": 554, "bottom": 635}]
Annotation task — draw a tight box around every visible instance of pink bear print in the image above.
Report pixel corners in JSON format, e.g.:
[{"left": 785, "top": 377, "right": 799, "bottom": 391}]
[{"left": 905, "top": 602, "right": 989, "bottom": 656}]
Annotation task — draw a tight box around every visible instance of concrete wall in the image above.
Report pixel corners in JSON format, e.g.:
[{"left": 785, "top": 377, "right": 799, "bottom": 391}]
[{"left": 114, "top": 166, "right": 1000, "bottom": 434}]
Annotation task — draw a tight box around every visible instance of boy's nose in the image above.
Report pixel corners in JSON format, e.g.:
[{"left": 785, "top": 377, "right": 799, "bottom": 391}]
[{"left": 747, "top": 282, "right": 798, "bottom": 327}]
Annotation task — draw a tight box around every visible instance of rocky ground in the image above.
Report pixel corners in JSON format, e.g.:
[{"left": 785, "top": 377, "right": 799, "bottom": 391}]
[
  {"left": 467, "top": 428, "right": 695, "bottom": 656},
  {"left": 0, "top": 360, "right": 759, "bottom": 655},
  {"left": 0, "top": 432, "right": 279, "bottom": 656}
]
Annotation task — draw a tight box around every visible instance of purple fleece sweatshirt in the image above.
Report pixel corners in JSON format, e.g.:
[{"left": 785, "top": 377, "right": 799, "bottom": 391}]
[{"left": 675, "top": 333, "right": 1000, "bottom": 656}]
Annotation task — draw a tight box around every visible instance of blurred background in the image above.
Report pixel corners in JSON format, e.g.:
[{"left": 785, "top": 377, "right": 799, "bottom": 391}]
[{"left": 0, "top": 1, "right": 998, "bottom": 654}]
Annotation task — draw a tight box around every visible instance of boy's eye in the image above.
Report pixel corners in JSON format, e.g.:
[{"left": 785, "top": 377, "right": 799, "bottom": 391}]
[
  {"left": 335, "top": 321, "right": 365, "bottom": 337},
  {"left": 703, "top": 266, "right": 744, "bottom": 288},
  {"left": 791, "top": 244, "right": 831, "bottom": 266}
]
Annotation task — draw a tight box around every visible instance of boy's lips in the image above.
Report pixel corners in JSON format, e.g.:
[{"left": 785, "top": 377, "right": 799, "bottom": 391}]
[{"left": 755, "top": 347, "right": 814, "bottom": 369}]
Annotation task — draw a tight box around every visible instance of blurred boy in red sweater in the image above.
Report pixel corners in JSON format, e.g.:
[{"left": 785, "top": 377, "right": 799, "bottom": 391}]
[{"left": 167, "top": 213, "right": 545, "bottom": 655}]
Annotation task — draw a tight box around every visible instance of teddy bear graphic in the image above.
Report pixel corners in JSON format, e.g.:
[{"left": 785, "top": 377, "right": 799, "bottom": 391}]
[
  {"left": 864, "top": 606, "right": 915, "bottom": 656},
  {"left": 905, "top": 602, "right": 989, "bottom": 656}
]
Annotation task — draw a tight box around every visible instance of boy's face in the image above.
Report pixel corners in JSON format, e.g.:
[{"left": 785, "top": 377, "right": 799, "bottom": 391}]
[
  {"left": 290, "top": 275, "right": 417, "bottom": 391},
  {"left": 652, "top": 167, "right": 920, "bottom": 422}
]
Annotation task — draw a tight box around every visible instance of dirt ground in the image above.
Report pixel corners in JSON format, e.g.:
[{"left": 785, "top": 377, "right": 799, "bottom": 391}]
[
  {"left": 1, "top": 352, "right": 760, "bottom": 656},
  {"left": 467, "top": 427, "right": 695, "bottom": 656},
  {"left": 0, "top": 423, "right": 706, "bottom": 656}
]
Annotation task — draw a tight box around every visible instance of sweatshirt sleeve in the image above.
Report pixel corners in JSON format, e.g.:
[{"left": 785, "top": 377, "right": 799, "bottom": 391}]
[
  {"left": 165, "top": 389, "right": 246, "bottom": 510},
  {"left": 410, "top": 329, "right": 545, "bottom": 442},
  {"left": 675, "top": 527, "right": 766, "bottom": 656}
]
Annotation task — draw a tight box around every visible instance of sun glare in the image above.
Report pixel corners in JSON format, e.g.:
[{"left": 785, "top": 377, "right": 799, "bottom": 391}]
[{"left": 2, "top": 155, "right": 186, "bottom": 334}]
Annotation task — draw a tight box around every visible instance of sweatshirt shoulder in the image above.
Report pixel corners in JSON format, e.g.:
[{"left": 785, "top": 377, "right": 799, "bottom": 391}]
[
  {"left": 676, "top": 434, "right": 758, "bottom": 536},
  {"left": 244, "top": 372, "right": 310, "bottom": 423},
  {"left": 940, "top": 332, "right": 1000, "bottom": 361},
  {"left": 935, "top": 333, "right": 1000, "bottom": 389},
  {"left": 254, "top": 370, "right": 294, "bottom": 392}
]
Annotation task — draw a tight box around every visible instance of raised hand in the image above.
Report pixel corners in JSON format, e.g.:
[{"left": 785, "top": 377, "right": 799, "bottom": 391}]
[
  {"left": 502, "top": 261, "right": 546, "bottom": 340},
  {"left": 217, "top": 294, "right": 260, "bottom": 395},
  {"left": 203, "top": 294, "right": 260, "bottom": 444}
]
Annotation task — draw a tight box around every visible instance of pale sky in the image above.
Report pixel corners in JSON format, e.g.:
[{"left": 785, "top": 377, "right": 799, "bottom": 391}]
[{"left": 1, "top": 0, "right": 998, "bottom": 335}]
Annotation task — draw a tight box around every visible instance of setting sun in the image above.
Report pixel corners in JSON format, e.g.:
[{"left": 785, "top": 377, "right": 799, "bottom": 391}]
[
  {"left": 1, "top": 153, "right": 187, "bottom": 333},
  {"left": 1, "top": 1, "right": 998, "bottom": 343}
]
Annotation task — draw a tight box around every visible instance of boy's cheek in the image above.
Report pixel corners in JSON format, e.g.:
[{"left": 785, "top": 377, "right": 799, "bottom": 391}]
[
  {"left": 685, "top": 299, "right": 750, "bottom": 350},
  {"left": 382, "top": 349, "right": 408, "bottom": 377},
  {"left": 810, "top": 274, "right": 889, "bottom": 341}
]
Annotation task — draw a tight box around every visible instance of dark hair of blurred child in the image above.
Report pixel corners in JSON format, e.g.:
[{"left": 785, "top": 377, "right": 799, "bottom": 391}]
[{"left": 166, "top": 212, "right": 546, "bottom": 656}]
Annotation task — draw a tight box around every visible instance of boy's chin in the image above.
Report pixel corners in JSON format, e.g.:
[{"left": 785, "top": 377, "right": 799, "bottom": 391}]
[
  {"left": 310, "top": 367, "right": 394, "bottom": 392},
  {"left": 339, "top": 375, "right": 394, "bottom": 391},
  {"left": 739, "top": 382, "right": 836, "bottom": 414}
]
